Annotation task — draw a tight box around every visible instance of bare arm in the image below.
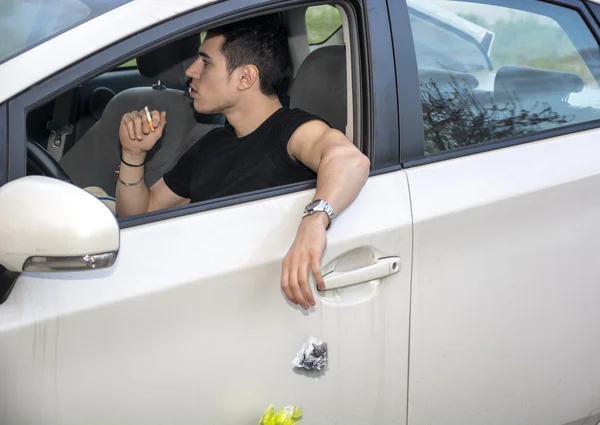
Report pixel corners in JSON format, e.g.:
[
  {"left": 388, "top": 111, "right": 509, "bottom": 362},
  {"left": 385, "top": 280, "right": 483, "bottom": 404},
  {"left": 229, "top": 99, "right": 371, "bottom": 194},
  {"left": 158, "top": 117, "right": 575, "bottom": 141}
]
[
  {"left": 288, "top": 120, "right": 371, "bottom": 220},
  {"left": 281, "top": 120, "right": 370, "bottom": 309},
  {"left": 115, "top": 110, "right": 190, "bottom": 217},
  {"left": 116, "top": 166, "right": 190, "bottom": 216}
]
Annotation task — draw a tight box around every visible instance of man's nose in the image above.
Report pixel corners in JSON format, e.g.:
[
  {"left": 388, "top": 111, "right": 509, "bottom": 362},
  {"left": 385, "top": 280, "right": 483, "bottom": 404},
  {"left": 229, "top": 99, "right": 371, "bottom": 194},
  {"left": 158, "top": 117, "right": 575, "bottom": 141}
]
[{"left": 185, "top": 59, "right": 202, "bottom": 79}]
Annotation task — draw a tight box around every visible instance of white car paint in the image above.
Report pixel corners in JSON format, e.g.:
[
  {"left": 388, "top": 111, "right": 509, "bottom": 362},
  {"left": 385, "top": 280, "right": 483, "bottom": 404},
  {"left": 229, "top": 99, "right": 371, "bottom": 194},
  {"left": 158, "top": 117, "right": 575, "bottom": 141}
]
[
  {"left": 0, "top": 177, "right": 118, "bottom": 271},
  {"left": 406, "top": 128, "right": 600, "bottom": 424},
  {"left": 0, "top": 174, "right": 413, "bottom": 424},
  {"left": 0, "top": 0, "right": 217, "bottom": 103},
  {"left": 2, "top": 0, "right": 600, "bottom": 424}
]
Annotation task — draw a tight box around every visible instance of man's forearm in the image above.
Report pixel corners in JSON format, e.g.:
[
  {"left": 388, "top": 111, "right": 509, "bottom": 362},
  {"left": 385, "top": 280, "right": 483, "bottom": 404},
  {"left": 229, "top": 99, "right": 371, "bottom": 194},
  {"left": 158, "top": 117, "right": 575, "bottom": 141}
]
[
  {"left": 313, "top": 147, "right": 370, "bottom": 222},
  {"left": 281, "top": 145, "right": 370, "bottom": 309},
  {"left": 115, "top": 150, "right": 150, "bottom": 217}
]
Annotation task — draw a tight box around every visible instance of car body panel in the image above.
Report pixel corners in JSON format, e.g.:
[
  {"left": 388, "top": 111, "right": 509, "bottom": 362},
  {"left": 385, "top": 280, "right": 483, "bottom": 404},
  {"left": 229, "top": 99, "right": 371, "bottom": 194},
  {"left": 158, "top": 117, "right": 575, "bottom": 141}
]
[
  {"left": 406, "top": 128, "right": 600, "bottom": 425},
  {"left": 0, "top": 173, "right": 413, "bottom": 425}
]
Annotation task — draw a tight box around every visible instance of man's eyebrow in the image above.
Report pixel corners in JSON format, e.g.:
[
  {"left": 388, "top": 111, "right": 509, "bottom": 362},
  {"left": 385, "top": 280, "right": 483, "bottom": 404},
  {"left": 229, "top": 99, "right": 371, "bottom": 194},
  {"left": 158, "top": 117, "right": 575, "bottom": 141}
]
[{"left": 198, "top": 51, "right": 212, "bottom": 61}]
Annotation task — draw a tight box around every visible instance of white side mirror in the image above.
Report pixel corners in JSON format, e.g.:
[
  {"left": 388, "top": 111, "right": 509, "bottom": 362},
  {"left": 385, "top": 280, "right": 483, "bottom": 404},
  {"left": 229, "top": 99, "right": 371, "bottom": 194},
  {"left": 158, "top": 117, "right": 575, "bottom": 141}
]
[{"left": 0, "top": 176, "right": 119, "bottom": 272}]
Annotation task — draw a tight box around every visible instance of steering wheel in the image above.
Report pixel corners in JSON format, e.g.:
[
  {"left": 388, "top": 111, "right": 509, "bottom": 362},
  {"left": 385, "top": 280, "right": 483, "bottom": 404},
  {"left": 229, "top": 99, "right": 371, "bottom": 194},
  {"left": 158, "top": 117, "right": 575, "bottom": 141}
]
[{"left": 26, "top": 138, "right": 72, "bottom": 183}]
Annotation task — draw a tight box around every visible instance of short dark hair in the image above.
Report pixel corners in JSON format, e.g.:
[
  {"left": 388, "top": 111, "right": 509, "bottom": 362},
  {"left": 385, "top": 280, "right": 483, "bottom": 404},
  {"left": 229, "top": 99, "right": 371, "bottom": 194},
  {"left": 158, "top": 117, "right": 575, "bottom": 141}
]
[{"left": 206, "top": 15, "right": 293, "bottom": 97}]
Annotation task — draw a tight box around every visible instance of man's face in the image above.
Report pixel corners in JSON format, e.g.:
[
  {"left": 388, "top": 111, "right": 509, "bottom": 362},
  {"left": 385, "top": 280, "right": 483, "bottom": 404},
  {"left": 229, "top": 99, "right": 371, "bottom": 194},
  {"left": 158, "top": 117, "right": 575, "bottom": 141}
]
[{"left": 185, "top": 35, "right": 238, "bottom": 114}]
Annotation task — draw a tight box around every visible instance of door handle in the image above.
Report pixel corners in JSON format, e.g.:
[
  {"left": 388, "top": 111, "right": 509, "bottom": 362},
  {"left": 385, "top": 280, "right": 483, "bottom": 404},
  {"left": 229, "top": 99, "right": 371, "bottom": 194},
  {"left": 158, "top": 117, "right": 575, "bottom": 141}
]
[{"left": 321, "top": 257, "right": 401, "bottom": 291}]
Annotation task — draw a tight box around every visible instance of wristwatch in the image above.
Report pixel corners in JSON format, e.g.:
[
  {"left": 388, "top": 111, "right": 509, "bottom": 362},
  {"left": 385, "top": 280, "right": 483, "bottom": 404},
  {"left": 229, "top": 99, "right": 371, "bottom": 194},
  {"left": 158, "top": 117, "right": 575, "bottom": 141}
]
[{"left": 303, "top": 199, "right": 335, "bottom": 230}]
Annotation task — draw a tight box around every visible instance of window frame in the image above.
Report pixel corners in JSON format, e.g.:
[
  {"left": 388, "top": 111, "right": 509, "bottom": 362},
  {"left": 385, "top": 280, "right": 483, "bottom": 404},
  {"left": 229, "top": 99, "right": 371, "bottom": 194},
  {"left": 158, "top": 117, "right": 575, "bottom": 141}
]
[
  {"left": 6, "top": 0, "right": 400, "bottom": 228},
  {"left": 587, "top": 1, "right": 600, "bottom": 25},
  {"left": 0, "top": 103, "right": 6, "bottom": 186},
  {"left": 394, "top": 0, "right": 600, "bottom": 167}
]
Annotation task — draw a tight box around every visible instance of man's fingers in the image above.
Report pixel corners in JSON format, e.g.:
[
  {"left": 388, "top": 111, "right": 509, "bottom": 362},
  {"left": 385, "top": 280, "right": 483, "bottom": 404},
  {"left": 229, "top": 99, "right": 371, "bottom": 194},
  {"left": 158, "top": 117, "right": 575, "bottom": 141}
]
[
  {"left": 136, "top": 109, "right": 150, "bottom": 135},
  {"left": 311, "top": 256, "right": 325, "bottom": 291},
  {"left": 298, "top": 260, "right": 315, "bottom": 307},
  {"left": 123, "top": 114, "right": 136, "bottom": 140},
  {"left": 131, "top": 111, "right": 143, "bottom": 140},
  {"left": 141, "top": 116, "right": 150, "bottom": 135},
  {"left": 281, "top": 260, "right": 297, "bottom": 305},
  {"left": 289, "top": 261, "right": 309, "bottom": 310},
  {"left": 151, "top": 110, "right": 160, "bottom": 128},
  {"left": 159, "top": 111, "right": 167, "bottom": 128}
]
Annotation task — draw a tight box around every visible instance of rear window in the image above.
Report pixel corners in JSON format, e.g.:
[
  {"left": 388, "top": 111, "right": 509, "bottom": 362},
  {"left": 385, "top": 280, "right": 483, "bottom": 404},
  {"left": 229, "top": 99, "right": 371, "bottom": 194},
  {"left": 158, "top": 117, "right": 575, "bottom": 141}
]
[
  {"left": 0, "top": 0, "right": 132, "bottom": 64},
  {"left": 306, "top": 5, "right": 342, "bottom": 45}
]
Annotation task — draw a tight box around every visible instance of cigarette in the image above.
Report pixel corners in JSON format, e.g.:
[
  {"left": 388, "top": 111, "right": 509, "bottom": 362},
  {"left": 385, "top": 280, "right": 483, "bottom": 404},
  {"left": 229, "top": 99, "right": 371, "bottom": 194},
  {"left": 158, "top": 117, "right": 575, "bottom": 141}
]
[{"left": 144, "top": 106, "right": 155, "bottom": 132}]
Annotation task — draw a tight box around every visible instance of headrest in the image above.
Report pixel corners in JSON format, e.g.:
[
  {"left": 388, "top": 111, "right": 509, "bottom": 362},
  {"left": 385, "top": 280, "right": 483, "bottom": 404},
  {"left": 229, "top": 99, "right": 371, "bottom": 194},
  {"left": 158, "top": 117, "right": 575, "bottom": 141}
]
[
  {"left": 137, "top": 34, "right": 200, "bottom": 87},
  {"left": 418, "top": 67, "right": 479, "bottom": 90},
  {"left": 289, "top": 46, "right": 347, "bottom": 133},
  {"left": 494, "top": 65, "right": 584, "bottom": 100}
]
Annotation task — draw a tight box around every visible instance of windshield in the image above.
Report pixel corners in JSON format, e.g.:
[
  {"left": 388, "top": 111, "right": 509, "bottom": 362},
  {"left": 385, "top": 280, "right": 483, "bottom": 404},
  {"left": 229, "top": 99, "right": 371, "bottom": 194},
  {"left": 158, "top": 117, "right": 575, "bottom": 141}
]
[{"left": 0, "top": 0, "right": 132, "bottom": 64}]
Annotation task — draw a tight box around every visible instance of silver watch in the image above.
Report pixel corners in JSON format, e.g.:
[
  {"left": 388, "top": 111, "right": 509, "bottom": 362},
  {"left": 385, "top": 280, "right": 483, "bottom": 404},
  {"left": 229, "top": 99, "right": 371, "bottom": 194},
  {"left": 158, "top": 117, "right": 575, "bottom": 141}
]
[{"left": 303, "top": 199, "right": 335, "bottom": 229}]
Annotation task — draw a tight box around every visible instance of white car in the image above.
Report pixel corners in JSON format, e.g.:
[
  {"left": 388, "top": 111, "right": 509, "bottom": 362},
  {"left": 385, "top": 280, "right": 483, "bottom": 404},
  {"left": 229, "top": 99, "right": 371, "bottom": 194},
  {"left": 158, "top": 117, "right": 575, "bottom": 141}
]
[{"left": 1, "top": 0, "right": 600, "bottom": 424}]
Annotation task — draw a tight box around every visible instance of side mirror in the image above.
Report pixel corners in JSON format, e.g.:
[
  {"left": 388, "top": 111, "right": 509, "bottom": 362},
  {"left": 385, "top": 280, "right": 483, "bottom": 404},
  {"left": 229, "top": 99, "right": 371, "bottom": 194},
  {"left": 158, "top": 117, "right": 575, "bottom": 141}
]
[{"left": 0, "top": 176, "right": 119, "bottom": 272}]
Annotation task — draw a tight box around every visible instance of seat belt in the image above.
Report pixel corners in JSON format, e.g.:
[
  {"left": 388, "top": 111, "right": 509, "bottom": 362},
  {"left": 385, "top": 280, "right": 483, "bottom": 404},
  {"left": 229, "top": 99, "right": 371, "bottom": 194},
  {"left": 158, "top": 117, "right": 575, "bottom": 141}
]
[{"left": 46, "top": 90, "right": 76, "bottom": 162}]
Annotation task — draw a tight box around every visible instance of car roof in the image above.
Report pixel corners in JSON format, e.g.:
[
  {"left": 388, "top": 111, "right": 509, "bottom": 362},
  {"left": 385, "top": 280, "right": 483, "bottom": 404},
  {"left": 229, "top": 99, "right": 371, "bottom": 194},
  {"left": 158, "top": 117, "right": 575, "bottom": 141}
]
[{"left": 0, "top": 0, "right": 216, "bottom": 104}]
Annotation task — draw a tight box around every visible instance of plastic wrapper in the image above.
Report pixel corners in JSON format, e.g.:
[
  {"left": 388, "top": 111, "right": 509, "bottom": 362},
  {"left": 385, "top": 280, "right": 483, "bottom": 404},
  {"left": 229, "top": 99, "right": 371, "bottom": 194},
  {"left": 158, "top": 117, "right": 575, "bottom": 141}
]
[
  {"left": 292, "top": 336, "right": 328, "bottom": 371},
  {"left": 259, "top": 404, "right": 302, "bottom": 425}
]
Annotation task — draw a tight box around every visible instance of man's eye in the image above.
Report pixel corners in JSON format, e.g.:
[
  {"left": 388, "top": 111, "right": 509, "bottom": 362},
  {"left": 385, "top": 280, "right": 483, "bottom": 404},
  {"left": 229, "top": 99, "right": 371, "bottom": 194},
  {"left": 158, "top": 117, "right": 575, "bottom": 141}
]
[{"left": 202, "top": 59, "right": 209, "bottom": 66}]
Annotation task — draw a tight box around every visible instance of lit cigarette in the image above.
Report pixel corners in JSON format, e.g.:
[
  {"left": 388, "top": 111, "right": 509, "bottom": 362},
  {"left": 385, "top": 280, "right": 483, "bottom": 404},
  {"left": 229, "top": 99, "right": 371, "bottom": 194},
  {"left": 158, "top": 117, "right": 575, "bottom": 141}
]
[{"left": 144, "top": 106, "right": 155, "bottom": 132}]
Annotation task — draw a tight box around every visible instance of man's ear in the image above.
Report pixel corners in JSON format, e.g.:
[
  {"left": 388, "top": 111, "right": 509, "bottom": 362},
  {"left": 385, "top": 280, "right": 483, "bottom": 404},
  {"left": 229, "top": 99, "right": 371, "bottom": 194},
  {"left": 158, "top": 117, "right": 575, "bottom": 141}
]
[{"left": 237, "top": 64, "right": 259, "bottom": 91}]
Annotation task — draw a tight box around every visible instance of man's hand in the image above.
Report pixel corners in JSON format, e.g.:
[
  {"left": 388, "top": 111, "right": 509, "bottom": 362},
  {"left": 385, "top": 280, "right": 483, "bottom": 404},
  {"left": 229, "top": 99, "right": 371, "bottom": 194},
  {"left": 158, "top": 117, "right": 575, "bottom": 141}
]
[
  {"left": 281, "top": 213, "right": 328, "bottom": 310},
  {"left": 119, "top": 109, "right": 167, "bottom": 156}
]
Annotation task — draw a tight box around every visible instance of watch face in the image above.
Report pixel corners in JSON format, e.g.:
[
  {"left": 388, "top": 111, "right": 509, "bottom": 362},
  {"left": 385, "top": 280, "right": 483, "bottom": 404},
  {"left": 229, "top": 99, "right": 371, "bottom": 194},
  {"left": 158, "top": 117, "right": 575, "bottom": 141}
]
[{"left": 306, "top": 200, "right": 321, "bottom": 211}]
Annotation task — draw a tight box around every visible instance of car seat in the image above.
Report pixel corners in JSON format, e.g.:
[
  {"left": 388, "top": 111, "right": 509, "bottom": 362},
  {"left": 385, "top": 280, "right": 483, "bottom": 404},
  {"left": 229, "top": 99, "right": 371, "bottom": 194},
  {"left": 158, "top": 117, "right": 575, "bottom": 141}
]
[
  {"left": 289, "top": 45, "right": 347, "bottom": 133},
  {"left": 60, "top": 35, "right": 223, "bottom": 197}
]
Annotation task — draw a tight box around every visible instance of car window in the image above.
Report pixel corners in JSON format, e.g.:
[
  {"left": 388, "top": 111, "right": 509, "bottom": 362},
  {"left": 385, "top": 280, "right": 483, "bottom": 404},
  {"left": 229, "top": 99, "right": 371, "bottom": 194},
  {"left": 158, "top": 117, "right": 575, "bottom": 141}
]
[
  {"left": 19, "top": 6, "right": 357, "bottom": 223},
  {"left": 408, "top": 0, "right": 600, "bottom": 156},
  {"left": 306, "top": 5, "right": 342, "bottom": 45},
  {"left": 0, "top": 0, "right": 132, "bottom": 64},
  {"left": 409, "top": 3, "right": 492, "bottom": 73}
]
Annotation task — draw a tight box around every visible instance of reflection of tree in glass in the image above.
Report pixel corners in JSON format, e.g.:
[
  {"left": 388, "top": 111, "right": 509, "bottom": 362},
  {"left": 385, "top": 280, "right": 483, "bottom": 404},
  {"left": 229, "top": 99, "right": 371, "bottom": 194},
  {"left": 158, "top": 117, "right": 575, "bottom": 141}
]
[{"left": 421, "top": 79, "right": 573, "bottom": 154}]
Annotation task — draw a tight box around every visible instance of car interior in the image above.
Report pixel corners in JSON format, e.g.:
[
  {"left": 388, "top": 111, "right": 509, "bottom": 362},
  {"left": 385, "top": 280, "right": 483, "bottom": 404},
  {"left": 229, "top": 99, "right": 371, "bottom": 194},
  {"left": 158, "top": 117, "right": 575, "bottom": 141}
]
[{"left": 25, "top": 4, "right": 352, "bottom": 202}]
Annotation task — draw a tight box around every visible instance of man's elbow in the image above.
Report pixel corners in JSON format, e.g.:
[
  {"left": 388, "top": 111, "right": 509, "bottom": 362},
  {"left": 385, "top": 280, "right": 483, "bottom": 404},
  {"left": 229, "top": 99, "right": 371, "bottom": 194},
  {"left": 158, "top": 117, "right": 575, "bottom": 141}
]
[
  {"left": 356, "top": 151, "right": 370, "bottom": 178},
  {"left": 318, "top": 129, "right": 370, "bottom": 178},
  {"left": 322, "top": 144, "right": 370, "bottom": 180},
  {"left": 341, "top": 147, "right": 370, "bottom": 180}
]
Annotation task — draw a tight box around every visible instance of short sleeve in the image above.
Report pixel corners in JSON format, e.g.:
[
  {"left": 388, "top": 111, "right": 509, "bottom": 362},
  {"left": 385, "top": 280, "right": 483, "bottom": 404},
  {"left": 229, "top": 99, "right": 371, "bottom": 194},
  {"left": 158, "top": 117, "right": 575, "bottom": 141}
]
[
  {"left": 279, "top": 108, "right": 330, "bottom": 142},
  {"left": 275, "top": 108, "right": 330, "bottom": 171},
  {"left": 163, "top": 150, "right": 193, "bottom": 199}
]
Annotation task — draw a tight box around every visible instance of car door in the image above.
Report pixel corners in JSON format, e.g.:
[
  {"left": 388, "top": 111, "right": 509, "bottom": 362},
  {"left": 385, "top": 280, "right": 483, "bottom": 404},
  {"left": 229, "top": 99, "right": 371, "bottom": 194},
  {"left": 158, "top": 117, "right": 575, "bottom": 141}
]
[
  {"left": 390, "top": 0, "right": 600, "bottom": 424},
  {"left": 0, "top": 0, "right": 413, "bottom": 424}
]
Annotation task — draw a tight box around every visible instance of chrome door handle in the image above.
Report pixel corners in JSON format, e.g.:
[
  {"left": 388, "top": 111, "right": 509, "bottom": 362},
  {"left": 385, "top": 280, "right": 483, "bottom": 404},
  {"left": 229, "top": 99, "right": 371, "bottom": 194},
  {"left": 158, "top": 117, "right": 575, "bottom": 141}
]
[{"left": 321, "top": 257, "right": 401, "bottom": 291}]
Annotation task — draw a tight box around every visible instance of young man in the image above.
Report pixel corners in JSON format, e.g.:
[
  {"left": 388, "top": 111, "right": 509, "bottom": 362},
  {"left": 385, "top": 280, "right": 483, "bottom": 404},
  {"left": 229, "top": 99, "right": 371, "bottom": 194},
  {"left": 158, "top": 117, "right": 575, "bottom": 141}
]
[{"left": 116, "top": 16, "right": 370, "bottom": 310}]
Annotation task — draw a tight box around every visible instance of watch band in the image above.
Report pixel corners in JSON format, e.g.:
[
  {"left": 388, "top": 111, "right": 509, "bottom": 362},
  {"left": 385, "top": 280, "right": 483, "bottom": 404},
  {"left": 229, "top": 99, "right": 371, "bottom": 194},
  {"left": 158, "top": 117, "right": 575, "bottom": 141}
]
[{"left": 303, "top": 199, "right": 335, "bottom": 229}]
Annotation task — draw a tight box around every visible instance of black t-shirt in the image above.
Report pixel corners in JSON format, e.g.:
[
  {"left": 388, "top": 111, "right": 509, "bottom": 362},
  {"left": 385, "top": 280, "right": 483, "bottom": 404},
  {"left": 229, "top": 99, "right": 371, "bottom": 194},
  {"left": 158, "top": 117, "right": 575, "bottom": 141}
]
[{"left": 163, "top": 107, "right": 324, "bottom": 203}]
